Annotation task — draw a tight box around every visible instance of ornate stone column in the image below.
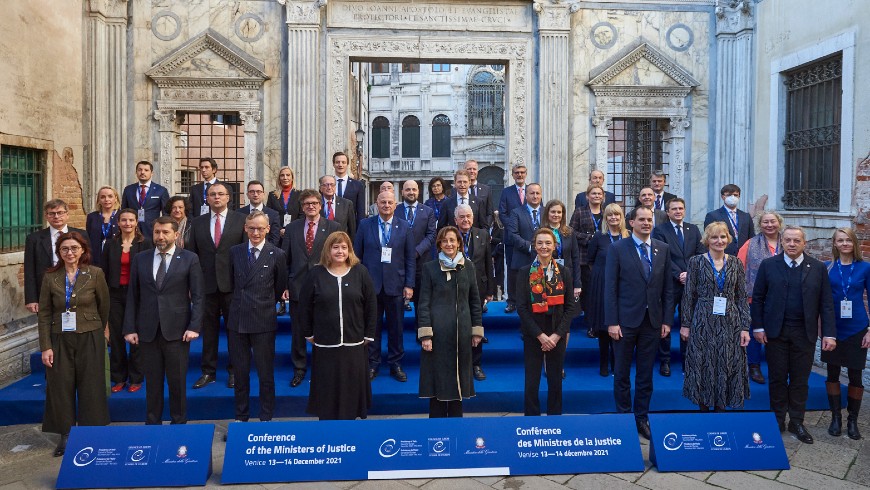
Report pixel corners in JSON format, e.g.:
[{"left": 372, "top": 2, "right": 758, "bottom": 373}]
[
  {"left": 153, "top": 110, "right": 177, "bottom": 191},
  {"left": 669, "top": 117, "right": 691, "bottom": 199},
  {"left": 85, "top": 0, "right": 128, "bottom": 199},
  {"left": 240, "top": 110, "right": 262, "bottom": 185},
  {"left": 714, "top": 1, "right": 754, "bottom": 199},
  {"left": 591, "top": 116, "right": 612, "bottom": 174},
  {"left": 535, "top": 1, "right": 572, "bottom": 204},
  {"left": 279, "top": 0, "right": 326, "bottom": 189}
]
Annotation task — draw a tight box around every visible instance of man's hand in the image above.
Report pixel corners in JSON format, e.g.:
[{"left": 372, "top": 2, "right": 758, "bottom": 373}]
[
  {"left": 821, "top": 337, "right": 837, "bottom": 352},
  {"left": 41, "top": 349, "right": 54, "bottom": 368},
  {"left": 183, "top": 330, "right": 200, "bottom": 342},
  {"left": 573, "top": 288, "right": 582, "bottom": 301},
  {"left": 281, "top": 290, "right": 289, "bottom": 301},
  {"left": 422, "top": 339, "right": 433, "bottom": 351},
  {"left": 753, "top": 330, "right": 767, "bottom": 345},
  {"left": 403, "top": 287, "right": 413, "bottom": 300},
  {"left": 125, "top": 333, "right": 139, "bottom": 345},
  {"left": 608, "top": 325, "right": 622, "bottom": 341},
  {"left": 679, "top": 272, "right": 688, "bottom": 285},
  {"left": 862, "top": 331, "right": 870, "bottom": 349},
  {"left": 305, "top": 336, "right": 314, "bottom": 345},
  {"left": 25, "top": 303, "right": 39, "bottom": 313},
  {"left": 660, "top": 325, "right": 671, "bottom": 339},
  {"left": 680, "top": 326, "right": 689, "bottom": 342}
]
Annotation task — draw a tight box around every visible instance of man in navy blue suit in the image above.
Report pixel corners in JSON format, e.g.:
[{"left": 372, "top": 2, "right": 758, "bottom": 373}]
[
  {"left": 464, "top": 160, "right": 493, "bottom": 228},
  {"left": 226, "top": 211, "right": 288, "bottom": 425},
  {"left": 605, "top": 206, "right": 674, "bottom": 440},
  {"left": 574, "top": 169, "right": 616, "bottom": 209},
  {"left": 238, "top": 180, "right": 281, "bottom": 245},
  {"left": 498, "top": 164, "right": 527, "bottom": 311},
  {"left": 190, "top": 157, "right": 235, "bottom": 217},
  {"left": 120, "top": 160, "right": 170, "bottom": 237},
  {"left": 332, "top": 151, "right": 366, "bottom": 225},
  {"left": 123, "top": 216, "right": 204, "bottom": 425},
  {"left": 652, "top": 197, "right": 706, "bottom": 376},
  {"left": 396, "top": 180, "right": 436, "bottom": 314},
  {"left": 354, "top": 191, "right": 416, "bottom": 382},
  {"left": 505, "top": 183, "right": 544, "bottom": 313},
  {"left": 704, "top": 183, "right": 754, "bottom": 256}
]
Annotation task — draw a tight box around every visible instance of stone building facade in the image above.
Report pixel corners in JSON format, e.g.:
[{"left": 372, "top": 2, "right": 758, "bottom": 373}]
[{"left": 2, "top": 0, "right": 868, "bottom": 386}]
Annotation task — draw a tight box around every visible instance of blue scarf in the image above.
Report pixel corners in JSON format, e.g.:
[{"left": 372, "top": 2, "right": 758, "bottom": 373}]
[{"left": 438, "top": 251, "right": 463, "bottom": 270}]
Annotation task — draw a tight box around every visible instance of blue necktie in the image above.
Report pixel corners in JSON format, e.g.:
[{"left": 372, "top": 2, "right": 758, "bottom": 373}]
[
  {"left": 381, "top": 221, "right": 390, "bottom": 246},
  {"left": 676, "top": 224, "right": 685, "bottom": 250},
  {"left": 249, "top": 247, "right": 258, "bottom": 267},
  {"left": 640, "top": 243, "right": 652, "bottom": 279}
]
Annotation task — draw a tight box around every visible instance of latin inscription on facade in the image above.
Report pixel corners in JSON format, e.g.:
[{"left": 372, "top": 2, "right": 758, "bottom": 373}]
[{"left": 328, "top": 1, "right": 532, "bottom": 32}]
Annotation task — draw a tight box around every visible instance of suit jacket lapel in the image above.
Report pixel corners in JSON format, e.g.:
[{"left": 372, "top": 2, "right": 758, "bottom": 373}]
[
  {"left": 800, "top": 258, "right": 811, "bottom": 283},
  {"left": 244, "top": 245, "right": 271, "bottom": 285},
  {"left": 158, "top": 251, "right": 183, "bottom": 291},
  {"left": 628, "top": 240, "right": 648, "bottom": 282},
  {"left": 41, "top": 229, "right": 54, "bottom": 259}
]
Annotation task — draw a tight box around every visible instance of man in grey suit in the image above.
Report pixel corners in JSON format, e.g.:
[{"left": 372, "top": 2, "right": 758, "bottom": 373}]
[
  {"left": 124, "top": 217, "right": 204, "bottom": 425},
  {"left": 227, "top": 211, "right": 288, "bottom": 426},
  {"left": 319, "top": 175, "right": 356, "bottom": 241},
  {"left": 282, "top": 189, "right": 342, "bottom": 387}
]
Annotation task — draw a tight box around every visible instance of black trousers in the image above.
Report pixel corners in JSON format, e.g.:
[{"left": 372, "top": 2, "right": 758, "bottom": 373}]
[
  {"left": 507, "top": 267, "right": 518, "bottom": 306},
  {"left": 429, "top": 398, "right": 463, "bottom": 418},
  {"left": 227, "top": 329, "right": 276, "bottom": 421},
  {"left": 140, "top": 330, "right": 190, "bottom": 425},
  {"left": 523, "top": 334, "right": 567, "bottom": 416},
  {"left": 289, "top": 300, "right": 308, "bottom": 373},
  {"left": 108, "top": 286, "right": 142, "bottom": 384},
  {"left": 766, "top": 321, "right": 815, "bottom": 425},
  {"left": 201, "top": 291, "right": 233, "bottom": 377},
  {"left": 368, "top": 292, "right": 404, "bottom": 370},
  {"left": 612, "top": 313, "right": 659, "bottom": 421}
]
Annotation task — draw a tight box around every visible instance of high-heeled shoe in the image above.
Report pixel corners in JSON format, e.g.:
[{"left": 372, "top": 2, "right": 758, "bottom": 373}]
[{"left": 53, "top": 434, "right": 69, "bottom": 457}]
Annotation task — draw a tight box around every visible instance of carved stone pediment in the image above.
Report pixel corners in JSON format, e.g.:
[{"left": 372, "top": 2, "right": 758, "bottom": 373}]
[
  {"left": 146, "top": 29, "right": 268, "bottom": 90},
  {"left": 463, "top": 141, "right": 506, "bottom": 154},
  {"left": 587, "top": 41, "right": 699, "bottom": 98}
]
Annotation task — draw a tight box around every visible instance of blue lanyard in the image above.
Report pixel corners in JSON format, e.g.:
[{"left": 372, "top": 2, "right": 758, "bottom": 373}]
[
  {"left": 101, "top": 211, "right": 116, "bottom": 240},
  {"left": 836, "top": 260, "right": 854, "bottom": 300},
  {"left": 65, "top": 270, "right": 79, "bottom": 312},
  {"left": 723, "top": 206, "right": 738, "bottom": 236},
  {"left": 406, "top": 206, "right": 415, "bottom": 226},
  {"left": 635, "top": 240, "right": 652, "bottom": 274},
  {"left": 591, "top": 212, "right": 602, "bottom": 232},
  {"left": 707, "top": 252, "right": 727, "bottom": 293},
  {"left": 462, "top": 232, "right": 470, "bottom": 256},
  {"left": 379, "top": 219, "right": 391, "bottom": 246},
  {"left": 203, "top": 182, "right": 210, "bottom": 203},
  {"left": 282, "top": 190, "right": 292, "bottom": 211},
  {"left": 608, "top": 234, "right": 619, "bottom": 244}
]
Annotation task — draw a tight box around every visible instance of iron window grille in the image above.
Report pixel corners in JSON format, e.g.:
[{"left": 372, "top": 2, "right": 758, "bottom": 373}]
[
  {"left": 467, "top": 69, "right": 505, "bottom": 136},
  {"left": 177, "top": 113, "right": 245, "bottom": 205},
  {"left": 0, "top": 145, "right": 45, "bottom": 252},
  {"left": 607, "top": 118, "right": 669, "bottom": 205}
]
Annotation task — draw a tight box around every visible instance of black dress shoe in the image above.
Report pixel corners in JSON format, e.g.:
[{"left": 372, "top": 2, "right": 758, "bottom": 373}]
[
  {"left": 290, "top": 371, "right": 305, "bottom": 387},
  {"left": 390, "top": 366, "right": 407, "bottom": 382},
  {"left": 53, "top": 434, "right": 69, "bottom": 457},
  {"left": 473, "top": 366, "right": 486, "bottom": 381},
  {"left": 561, "top": 369, "right": 566, "bottom": 379},
  {"left": 599, "top": 365, "right": 609, "bottom": 377},
  {"left": 749, "top": 364, "right": 766, "bottom": 384},
  {"left": 660, "top": 362, "right": 671, "bottom": 377},
  {"left": 636, "top": 419, "right": 651, "bottom": 440},
  {"left": 404, "top": 302, "right": 412, "bottom": 311},
  {"left": 192, "top": 374, "right": 215, "bottom": 389},
  {"left": 226, "top": 374, "right": 235, "bottom": 389},
  {"left": 778, "top": 419, "right": 786, "bottom": 432},
  {"left": 788, "top": 422, "right": 814, "bottom": 444},
  {"left": 586, "top": 328, "right": 596, "bottom": 338},
  {"left": 482, "top": 303, "right": 488, "bottom": 313},
  {"left": 504, "top": 303, "right": 516, "bottom": 313},
  {"left": 277, "top": 302, "right": 287, "bottom": 315},
  {"left": 369, "top": 368, "right": 377, "bottom": 380}
]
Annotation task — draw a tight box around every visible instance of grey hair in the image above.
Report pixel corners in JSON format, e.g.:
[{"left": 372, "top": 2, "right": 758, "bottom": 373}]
[{"left": 454, "top": 203, "right": 474, "bottom": 219}]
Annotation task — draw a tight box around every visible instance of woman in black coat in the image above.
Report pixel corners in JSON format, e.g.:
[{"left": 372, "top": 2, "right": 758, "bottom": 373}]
[
  {"left": 517, "top": 228, "right": 578, "bottom": 416},
  {"left": 568, "top": 184, "right": 605, "bottom": 336},
  {"left": 543, "top": 199, "right": 581, "bottom": 379},
  {"left": 418, "top": 226, "right": 484, "bottom": 418},
  {"left": 101, "top": 208, "right": 152, "bottom": 393},
  {"left": 300, "top": 232, "right": 377, "bottom": 420},
  {"left": 85, "top": 185, "right": 120, "bottom": 267}
]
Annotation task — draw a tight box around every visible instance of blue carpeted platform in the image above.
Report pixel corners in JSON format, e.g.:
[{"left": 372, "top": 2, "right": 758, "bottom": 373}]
[{"left": 0, "top": 302, "right": 834, "bottom": 425}]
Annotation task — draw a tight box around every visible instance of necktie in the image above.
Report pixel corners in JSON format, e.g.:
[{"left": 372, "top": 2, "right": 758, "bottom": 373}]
[
  {"left": 139, "top": 184, "right": 147, "bottom": 207},
  {"left": 156, "top": 253, "right": 167, "bottom": 288},
  {"left": 381, "top": 221, "right": 391, "bottom": 246},
  {"left": 791, "top": 260, "right": 798, "bottom": 269},
  {"left": 407, "top": 206, "right": 415, "bottom": 223},
  {"left": 641, "top": 243, "right": 652, "bottom": 279},
  {"left": 214, "top": 213, "right": 222, "bottom": 246},
  {"left": 532, "top": 209, "right": 539, "bottom": 229},
  {"left": 327, "top": 200, "right": 335, "bottom": 220},
  {"left": 52, "top": 230, "right": 60, "bottom": 265},
  {"left": 518, "top": 186, "right": 524, "bottom": 204},
  {"left": 676, "top": 224, "right": 685, "bottom": 249},
  {"left": 337, "top": 179, "right": 344, "bottom": 198},
  {"left": 249, "top": 247, "right": 258, "bottom": 267},
  {"left": 471, "top": 185, "right": 477, "bottom": 197},
  {"left": 655, "top": 195, "right": 662, "bottom": 210},
  {"left": 306, "top": 221, "right": 315, "bottom": 255},
  {"left": 460, "top": 196, "right": 465, "bottom": 205}
]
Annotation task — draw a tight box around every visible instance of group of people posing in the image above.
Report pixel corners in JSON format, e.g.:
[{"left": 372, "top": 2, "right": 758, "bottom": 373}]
[{"left": 24, "top": 155, "right": 867, "bottom": 457}]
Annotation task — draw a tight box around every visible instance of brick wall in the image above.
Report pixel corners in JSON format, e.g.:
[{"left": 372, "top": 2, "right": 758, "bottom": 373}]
[{"left": 53, "top": 147, "right": 87, "bottom": 228}]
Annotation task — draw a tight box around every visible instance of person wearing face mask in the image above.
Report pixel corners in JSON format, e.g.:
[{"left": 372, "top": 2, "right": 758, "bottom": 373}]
[{"left": 704, "top": 184, "right": 754, "bottom": 256}]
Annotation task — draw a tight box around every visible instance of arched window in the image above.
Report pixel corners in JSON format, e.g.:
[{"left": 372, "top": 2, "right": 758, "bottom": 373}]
[
  {"left": 467, "top": 68, "right": 505, "bottom": 136},
  {"left": 401, "top": 115, "right": 421, "bottom": 158},
  {"left": 371, "top": 116, "right": 390, "bottom": 159},
  {"left": 431, "top": 114, "right": 451, "bottom": 158}
]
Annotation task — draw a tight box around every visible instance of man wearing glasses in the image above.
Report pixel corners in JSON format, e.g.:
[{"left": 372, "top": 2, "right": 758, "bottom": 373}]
[
  {"left": 282, "top": 189, "right": 342, "bottom": 387},
  {"left": 24, "top": 200, "right": 87, "bottom": 313},
  {"left": 239, "top": 180, "right": 281, "bottom": 245},
  {"left": 186, "top": 183, "right": 247, "bottom": 390},
  {"left": 319, "top": 175, "right": 356, "bottom": 241}
]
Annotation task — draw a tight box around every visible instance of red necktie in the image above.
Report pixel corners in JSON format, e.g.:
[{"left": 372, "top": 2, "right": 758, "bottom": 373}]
[
  {"left": 306, "top": 221, "right": 315, "bottom": 255},
  {"left": 214, "top": 213, "right": 222, "bottom": 247},
  {"left": 327, "top": 200, "right": 335, "bottom": 220},
  {"left": 139, "top": 184, "right": 147, "bottom": 207}
]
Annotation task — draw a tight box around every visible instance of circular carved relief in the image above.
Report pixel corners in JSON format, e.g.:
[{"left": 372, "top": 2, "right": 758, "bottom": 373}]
[
  {"left": 235, "top": 13, "right": 265, "bottom": 43},
  {"left": 590, "top": 22, "right": 617, "bottom": 50},
  {"left": 666, "top": 24, "right": 694, "bottom": 52},
  {"left": 151, "top": 10, "right": 182, "bottom": 42}
]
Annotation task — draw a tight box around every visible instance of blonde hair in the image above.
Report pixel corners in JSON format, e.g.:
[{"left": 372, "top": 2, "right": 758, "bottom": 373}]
[
  {"left": 701, "top": 222, "right": 733, "bottom": 247},
  {"left": 93, "top": 186, "right": 121, "bottom": 213},
  {"left": 603, "top": 203, "right": 629, "bottom": 237},
  {"left": 832, "top": 227, "right": 864, "bottom": 262},
  {"left": 276, "top": 167, "right": 295, "bottom": 190},
  {"left": 318, "top": 231, "right": 360, "bottom": 268}
]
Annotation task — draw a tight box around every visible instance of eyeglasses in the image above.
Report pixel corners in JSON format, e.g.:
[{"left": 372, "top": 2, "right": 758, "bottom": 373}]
[
  {"left": 60, "top": 246, "right": 82, "bottom": 254},
  {"left": 246, "top": 227, "right": 267, "bottom": 234},
  {"left": 320, "top": 183, "right": 336, "bottom": 188},
  {"left": 46, "top": 211, "right": 68, "bottom": 217},
  {"left": 247, "top": 189, "right": 265, "bottom": 194},
  {"left": 302, "top": 201, "right": 320, "bottom": 207}
]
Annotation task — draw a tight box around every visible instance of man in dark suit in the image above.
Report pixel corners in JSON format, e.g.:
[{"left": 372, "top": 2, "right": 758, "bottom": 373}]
[
  {"left": 499, "top": 164, "right": 527, "bottom": 310},
  {"left": 282, "top": 189, "right": 342, "bottom": 387},
  {"left": 574, "top": 169, "right": 616, "bottom": 209},
  {"left": 354, "top": 190, "right": 416, "bottom": 382},
  {"left": 320, "top": 175, "right": 357, "bottom": 241},
  {"left": 464, "top": 160, "right": 493, "bottom": 228},
  {"left": 456, "top": 203, "right": 495, "bottom": 380},
  {"left": 604, "top": 206, "right": 674, "bottom": 440},
  {"left": 438, "top": 170, "right": 485, "bottom": 229},
  {"left": 505, "top": 183, "right": 544, "bottom": 313},
  {"left": 635, "top": 187, "right": 668, "bottom": 228},
  {"left": 704, "top": 183, "right": 754, "bottom": 256},
  {"left": 121, "top": 160, "right": 170, "bottom": 237},
  {"left": 634, "top": 170, "right": 676, "bottom": 212},
  {"left": 652, "top": 197, "right": 706, "bottom": 376},
  {"left": 123, "top": 216, "right": 204, "bottom": 425},
  {"left": 189, "top": 157, "right": 234, "bottom": 217},
  {"left": 186, "top": 182, "right": 247, "bottom": 389},
  {"left": 227, "top": 211, "right": 288, "bottom": 424},
  {"left": 751, "top": 225, "right": 837, "bottom": 444},
  {"left": 24, "top": 199, "right": 87, "bottom": 313},
  {"left": 238, "top": 180, "right": 281, "bottom": 245},
  {"left": 332, "top": 151, "right": 366, "bottom": 225},
  {"left": 396, "top": 180, "right": 436, "bottom": 313}
]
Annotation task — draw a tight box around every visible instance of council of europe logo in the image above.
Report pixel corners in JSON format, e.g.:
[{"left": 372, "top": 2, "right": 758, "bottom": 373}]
[
  {"left": 663, "top": 432, "right": 682, "bottom": 451},
  {"left": 379, "top": 439, "right": 400, "bottom": 458},
  {"left": 73, "top": 447, "right": 96, "bottom": 467}
]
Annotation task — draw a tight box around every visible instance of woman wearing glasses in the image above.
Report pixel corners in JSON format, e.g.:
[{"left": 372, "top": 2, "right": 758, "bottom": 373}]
[{"left": 37, "top": 231, "right": 110, "bottom": 456}]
